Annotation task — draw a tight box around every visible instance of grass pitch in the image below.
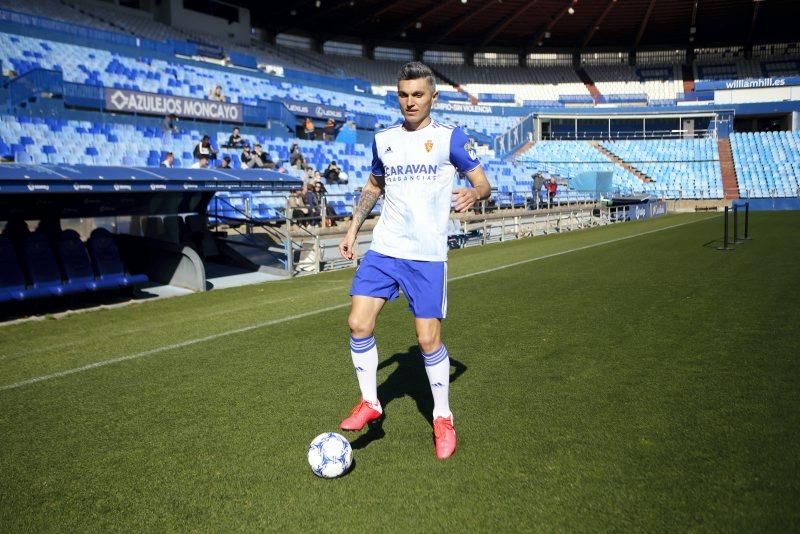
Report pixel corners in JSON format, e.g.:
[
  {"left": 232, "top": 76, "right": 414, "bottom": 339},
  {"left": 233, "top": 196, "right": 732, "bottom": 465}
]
[{"left": 1, "top": 212, "right": 799, "bottom": 531}]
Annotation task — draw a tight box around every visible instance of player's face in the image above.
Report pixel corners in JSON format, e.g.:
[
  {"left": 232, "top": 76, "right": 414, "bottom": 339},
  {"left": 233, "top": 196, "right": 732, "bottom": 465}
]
[{"left": 397, "top": 78, "right": 437, "bottom": 130}]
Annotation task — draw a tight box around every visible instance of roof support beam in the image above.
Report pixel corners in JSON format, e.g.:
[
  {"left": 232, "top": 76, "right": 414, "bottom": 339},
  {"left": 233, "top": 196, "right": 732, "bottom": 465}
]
[
  {"left": 434, "top": 0, "right": 499, "bottom": 43},
  {"left": 532, "top": 1, "right": 575, "bottom": 47},
  {"left": 746, "top": 0, "right": 761, "bottom": 46},
  {"left": 479, "top": 0, "right": 540, "bottom": 48},
  {"left": 353, "top": 0, "right": 409, "bottom": 27},
  {"left": 398, "top": 0, "right": 458, "bottom": 33},
  {"left": 632, "top": 0, "right": 657, "bottom": 50},
  {"left": 580, "top": 0, "right": 617, "bottom": 50}
]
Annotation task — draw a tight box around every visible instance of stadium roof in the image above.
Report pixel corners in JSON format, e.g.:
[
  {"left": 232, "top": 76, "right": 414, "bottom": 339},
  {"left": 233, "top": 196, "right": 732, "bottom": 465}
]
[
  {"left": 0, "top": 165, "right": 300, "bottom": 194},
  {"left": 249, "top": 0, "right": 800, "bottom": 53}
]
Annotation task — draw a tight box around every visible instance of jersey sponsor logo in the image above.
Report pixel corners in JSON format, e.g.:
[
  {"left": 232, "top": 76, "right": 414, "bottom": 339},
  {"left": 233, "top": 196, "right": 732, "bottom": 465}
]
[
  {"left": 383, "top": 163, "right": 438, "bottom": 182},
  {"left": 425, "top": 140, "right": 433, "bottom": 153}
]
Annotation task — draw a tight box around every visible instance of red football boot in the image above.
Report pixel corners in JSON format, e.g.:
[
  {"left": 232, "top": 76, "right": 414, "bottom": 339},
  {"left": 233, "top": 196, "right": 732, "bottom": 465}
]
[
  {"left": 340, "top": 398, "right": 382, "bottom": 431},
  {"left": 433, "top": 415, "right": 457, "bottom": 460}
]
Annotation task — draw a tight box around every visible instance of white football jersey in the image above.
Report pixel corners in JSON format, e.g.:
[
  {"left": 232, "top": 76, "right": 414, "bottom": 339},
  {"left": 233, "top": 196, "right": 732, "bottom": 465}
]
[{"left": 370, "top": 120, "right": 481, "bottom": 261}]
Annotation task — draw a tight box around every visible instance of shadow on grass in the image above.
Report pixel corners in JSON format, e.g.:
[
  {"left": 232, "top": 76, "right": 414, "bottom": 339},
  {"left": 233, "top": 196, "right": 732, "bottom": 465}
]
[
  {"left": 351, "top": 346, "right": 467, "bottom": 450},
  {"left": 0, "top": 287, "right": 155, "bottom": 323}
]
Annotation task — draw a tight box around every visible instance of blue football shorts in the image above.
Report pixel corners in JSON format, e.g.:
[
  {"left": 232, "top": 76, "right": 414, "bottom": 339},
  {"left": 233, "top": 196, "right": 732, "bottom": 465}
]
[{"left": 350, "top": 250, "right": 448, "bottom": 319}]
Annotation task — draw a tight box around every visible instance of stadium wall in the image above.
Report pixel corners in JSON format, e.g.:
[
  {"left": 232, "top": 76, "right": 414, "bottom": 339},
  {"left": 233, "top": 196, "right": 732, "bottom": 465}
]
[
  {"left": 744, "top": 198, "right": 800, "bottom": 211},
  {"left": 714, "top": 85, "right": 800, "bottom": 105}
]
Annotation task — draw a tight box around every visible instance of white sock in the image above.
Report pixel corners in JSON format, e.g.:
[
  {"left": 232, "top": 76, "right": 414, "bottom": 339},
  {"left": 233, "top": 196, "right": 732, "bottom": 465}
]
[
  {"left": 422, "top": 344, "right": 452, "bottom": 419},
  {"left": 350, "top": 334, "right": 381, "bottom": 412}
]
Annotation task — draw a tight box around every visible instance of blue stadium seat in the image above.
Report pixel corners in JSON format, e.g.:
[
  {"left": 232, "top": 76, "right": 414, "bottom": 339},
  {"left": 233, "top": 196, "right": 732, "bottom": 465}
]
[
  {"left": 22, "top": 231, "right": 82, "bottom": 297},
  {"left": 0, "top": 236, "right": 30, "bottom": 303},
  {"left": 87, "top": 228, "right": 148, "bottom": 288},
  {"left": 57, "top": 230, "right": 119, "bottom": 292}
]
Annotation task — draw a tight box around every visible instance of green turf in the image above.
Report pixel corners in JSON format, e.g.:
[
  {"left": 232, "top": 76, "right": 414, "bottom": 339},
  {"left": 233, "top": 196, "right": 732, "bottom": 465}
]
[{"left": 1, "top": 212, "right": 799, "bottom": 531}]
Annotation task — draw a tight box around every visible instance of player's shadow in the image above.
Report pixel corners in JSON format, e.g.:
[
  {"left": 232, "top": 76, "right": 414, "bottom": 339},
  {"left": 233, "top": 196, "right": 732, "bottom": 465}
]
[{"left": 350, "top": 346, "right": 467, "bottom": 450}]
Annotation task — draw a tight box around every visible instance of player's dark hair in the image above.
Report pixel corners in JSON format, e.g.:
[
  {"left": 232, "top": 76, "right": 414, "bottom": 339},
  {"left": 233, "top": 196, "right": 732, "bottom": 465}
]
[{"left": 397, "top": 61, "right": 437, "bottom": 93}]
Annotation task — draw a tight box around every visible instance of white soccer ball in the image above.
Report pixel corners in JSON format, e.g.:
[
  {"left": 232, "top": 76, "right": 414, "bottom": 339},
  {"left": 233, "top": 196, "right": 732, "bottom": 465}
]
[{"left": 307, "top": 432, "right": 353, "bottom": 478}]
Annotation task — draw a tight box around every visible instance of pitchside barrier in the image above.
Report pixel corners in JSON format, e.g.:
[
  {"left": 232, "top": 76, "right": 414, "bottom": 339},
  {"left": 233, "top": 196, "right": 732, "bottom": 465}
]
[
  {"left": 290, "top": 202, "right": 667, "bottom": 275},
  {"left": 717, "top": 202, "right": 751, "bottom": 251}
]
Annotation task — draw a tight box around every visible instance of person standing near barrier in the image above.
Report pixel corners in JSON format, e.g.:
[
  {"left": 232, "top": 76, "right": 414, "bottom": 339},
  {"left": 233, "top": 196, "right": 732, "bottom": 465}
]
[
  {"left": 337, "top": 61, "right": 490, "bottom": 460},
  {"left": 547, "top": 178, "right": 558, "bottom": 208}
]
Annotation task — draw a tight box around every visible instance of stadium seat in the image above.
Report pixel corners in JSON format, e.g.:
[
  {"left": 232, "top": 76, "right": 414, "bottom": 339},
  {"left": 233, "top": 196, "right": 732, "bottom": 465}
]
[
  {"left": 57, "top": 229, "right": 119, "bottom": 292},
  {"left": 22, "top": 231, "right": 82, "bottom": 297},
  {"left": 0, "top": 236, "right": 30, "bottom": 303},
  {"left": 86, "top": 228, "right": 148, "bottom": 288},
  {"left": 15, "top": 151, "right": 32, "bottom": 164}
]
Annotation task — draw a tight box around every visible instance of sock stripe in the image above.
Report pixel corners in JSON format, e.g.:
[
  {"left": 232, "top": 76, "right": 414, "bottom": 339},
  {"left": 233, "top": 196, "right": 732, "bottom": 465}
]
[
  {"left": 422, "top": 344, "right": 448, "bottom": 367},
  {"left": 350, "top": 335, "right": 376, "bottom": 354}
]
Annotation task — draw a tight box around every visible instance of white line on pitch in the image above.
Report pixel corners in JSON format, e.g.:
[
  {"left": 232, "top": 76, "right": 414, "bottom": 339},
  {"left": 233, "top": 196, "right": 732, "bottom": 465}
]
[{"left": 0, "top": 215, "right": 711, "bottom": 392}]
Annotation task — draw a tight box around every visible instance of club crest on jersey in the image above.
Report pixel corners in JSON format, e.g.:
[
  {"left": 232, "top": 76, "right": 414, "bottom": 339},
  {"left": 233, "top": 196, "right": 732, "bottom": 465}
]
[{"left": 424, "top": 140, "right": 433, "bottom": 152}]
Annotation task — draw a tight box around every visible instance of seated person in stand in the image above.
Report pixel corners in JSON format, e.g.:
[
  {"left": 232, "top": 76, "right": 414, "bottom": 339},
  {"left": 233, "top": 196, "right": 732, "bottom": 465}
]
[
  {"left": 288, "top": 187, "right": 309, "bottom": 225},
  {"left": 290, "top": 143, "right": 308, "bottom": 170},
  {"left": 191, "top": 155, "right": 209, "bottom": 169},
  {"left": 225, "top": 127, "right": 244, "bottom": 149},
  {"left": 323, "top": 160, "right": 348, "bottom": 184},
  {"left": 193, "top": 134, "right": 218, "bottom": 162},
  {"left": 322, "top": 118, "right": 337, "bottom": 141},
  {"left": 209, "top": 85, "right": 225, "bottom": 102}
]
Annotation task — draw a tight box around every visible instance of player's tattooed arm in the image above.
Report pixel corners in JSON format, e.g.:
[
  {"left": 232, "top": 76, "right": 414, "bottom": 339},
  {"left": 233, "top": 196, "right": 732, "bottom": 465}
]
[
  {"left": 352, "top": 183, "right": 381, "bottom": 231},
  {"left": 339, "top": 174, "right": 383, "bottom": 260}
]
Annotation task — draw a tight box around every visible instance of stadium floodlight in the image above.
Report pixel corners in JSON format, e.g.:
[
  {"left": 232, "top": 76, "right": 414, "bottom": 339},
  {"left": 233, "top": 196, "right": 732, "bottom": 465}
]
[{"left": 568, "top": 6, "right": 574, "bottom": 14}]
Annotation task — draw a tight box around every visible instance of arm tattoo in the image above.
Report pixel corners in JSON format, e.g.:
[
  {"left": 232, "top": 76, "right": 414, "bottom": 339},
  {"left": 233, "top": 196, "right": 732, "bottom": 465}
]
[{"left": 352, "top": 188, "right": 380, "bottom": 232}]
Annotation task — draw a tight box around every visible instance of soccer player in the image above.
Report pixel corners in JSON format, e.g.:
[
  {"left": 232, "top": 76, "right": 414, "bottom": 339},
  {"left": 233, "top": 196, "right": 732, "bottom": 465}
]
[{"left": 338, "top": 62, "right": 491, "bottom": 459}]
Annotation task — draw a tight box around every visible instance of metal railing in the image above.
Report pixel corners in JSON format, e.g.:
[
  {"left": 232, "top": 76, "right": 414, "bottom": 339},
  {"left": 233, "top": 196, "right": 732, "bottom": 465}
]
[{"left": 541, "top": 128, "right": 716, "bottom": 141}]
